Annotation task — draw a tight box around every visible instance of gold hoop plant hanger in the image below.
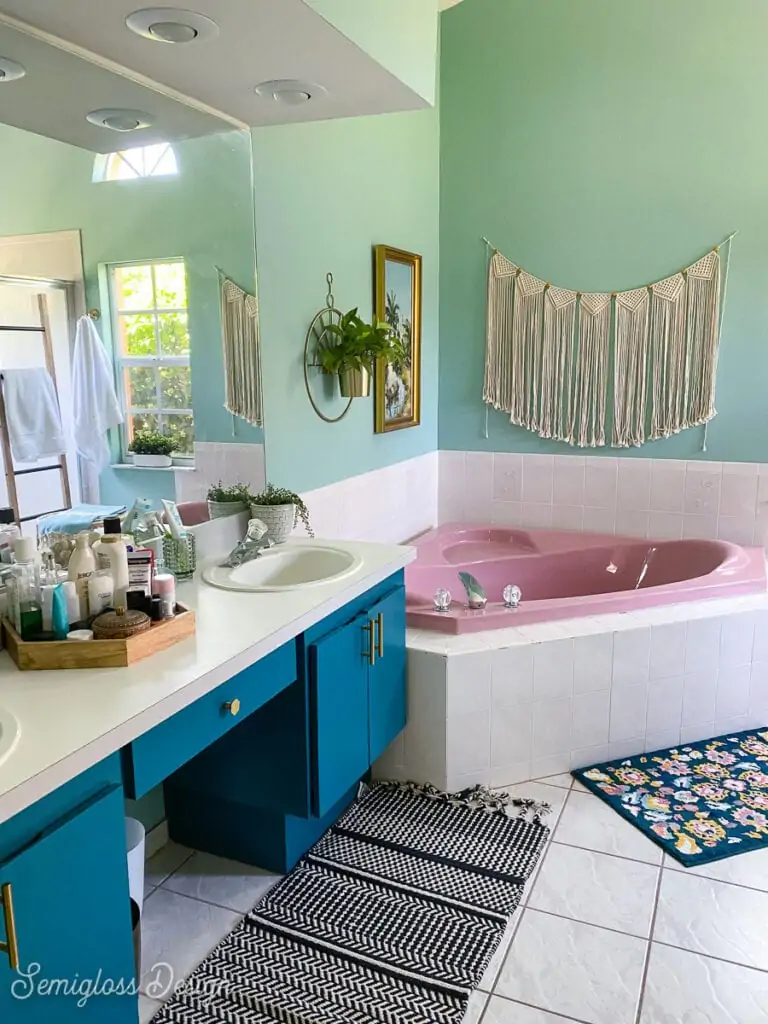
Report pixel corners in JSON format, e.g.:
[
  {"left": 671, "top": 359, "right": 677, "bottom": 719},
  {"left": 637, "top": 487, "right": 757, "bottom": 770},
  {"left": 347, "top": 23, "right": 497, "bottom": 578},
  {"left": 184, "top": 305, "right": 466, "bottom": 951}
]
[{"left": 303, "top": 272, "right": 353, "bottom": 423}]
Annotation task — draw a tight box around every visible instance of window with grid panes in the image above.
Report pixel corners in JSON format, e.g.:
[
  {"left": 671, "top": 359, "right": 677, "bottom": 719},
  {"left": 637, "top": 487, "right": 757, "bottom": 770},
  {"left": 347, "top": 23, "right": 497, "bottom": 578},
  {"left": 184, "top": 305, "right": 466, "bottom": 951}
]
[{"left": 110, "top": 260, "right": 194, "bottom": 457}]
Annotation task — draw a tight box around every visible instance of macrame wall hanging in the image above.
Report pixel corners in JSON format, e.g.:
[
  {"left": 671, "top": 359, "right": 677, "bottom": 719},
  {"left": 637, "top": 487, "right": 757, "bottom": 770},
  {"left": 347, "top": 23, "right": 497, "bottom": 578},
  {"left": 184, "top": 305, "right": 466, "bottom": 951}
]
[
  {"left": 483, "top": 233, "right": 735, "bottom": 449},
  {"left": 220, "top": 276, "right": 263, "bottom": 428}
]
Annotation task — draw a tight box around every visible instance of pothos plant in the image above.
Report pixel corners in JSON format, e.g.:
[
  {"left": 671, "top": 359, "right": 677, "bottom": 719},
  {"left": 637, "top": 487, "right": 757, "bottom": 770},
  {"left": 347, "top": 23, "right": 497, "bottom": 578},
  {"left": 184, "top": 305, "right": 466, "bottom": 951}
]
[
  {"left": 319, "top": 308, "right": 406, "bottom": 375},
  {"left": 250, "top": 483, "right": 314, "bottom": 538}
]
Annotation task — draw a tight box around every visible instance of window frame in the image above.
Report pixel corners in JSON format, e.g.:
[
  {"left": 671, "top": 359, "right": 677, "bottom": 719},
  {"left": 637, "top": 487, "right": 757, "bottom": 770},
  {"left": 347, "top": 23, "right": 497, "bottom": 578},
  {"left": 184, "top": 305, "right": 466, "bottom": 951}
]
[
  {"left": 94, "top": 143, "right": 179, "bottom": 183},
  {"left": 108, "top": 258, "right": 194, "bottom": 461}
]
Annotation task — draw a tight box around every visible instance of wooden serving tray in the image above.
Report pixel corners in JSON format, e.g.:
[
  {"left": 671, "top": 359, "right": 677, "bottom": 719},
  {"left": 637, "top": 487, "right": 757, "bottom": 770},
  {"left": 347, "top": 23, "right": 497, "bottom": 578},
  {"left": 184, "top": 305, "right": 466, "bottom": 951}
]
[{"left": 3, "top": 604, "right": 196, "bottom": 671}]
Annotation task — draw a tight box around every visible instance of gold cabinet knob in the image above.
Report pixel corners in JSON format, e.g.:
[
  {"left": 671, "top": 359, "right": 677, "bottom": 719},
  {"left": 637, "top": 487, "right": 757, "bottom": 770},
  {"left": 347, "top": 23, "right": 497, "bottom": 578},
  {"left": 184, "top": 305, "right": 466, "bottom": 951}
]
[{"left": 224, "top": 698, "right": 241, "bottom": 717}]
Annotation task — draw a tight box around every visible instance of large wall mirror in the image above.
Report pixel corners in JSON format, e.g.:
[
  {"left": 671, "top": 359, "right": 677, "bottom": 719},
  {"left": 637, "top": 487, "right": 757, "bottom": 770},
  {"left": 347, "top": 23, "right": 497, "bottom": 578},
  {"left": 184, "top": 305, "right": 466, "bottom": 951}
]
[{"left": 0, "top": 23, "right": 262, "bottom": 531}]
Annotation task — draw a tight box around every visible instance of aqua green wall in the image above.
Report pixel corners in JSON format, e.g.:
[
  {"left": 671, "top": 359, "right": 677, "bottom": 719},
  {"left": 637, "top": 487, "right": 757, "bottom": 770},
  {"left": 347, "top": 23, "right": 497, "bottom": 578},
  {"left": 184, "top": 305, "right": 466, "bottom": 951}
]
[
  {"left": 0, "top": 124, "right": 258, "bottom": 503},
  {"left": 253, "top": 107, "right": 439, "bottom": 493},
  {"left": 439, "top": 0, "right": 768, "bottom": 463},
  {"left": 305, "top": 0, "right": 438, "bottom": 105}
]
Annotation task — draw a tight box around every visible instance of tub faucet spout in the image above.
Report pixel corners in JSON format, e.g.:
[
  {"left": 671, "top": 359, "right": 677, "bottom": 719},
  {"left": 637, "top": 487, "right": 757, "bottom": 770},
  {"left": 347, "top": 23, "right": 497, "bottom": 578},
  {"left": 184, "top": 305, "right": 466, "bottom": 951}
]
[{"left": 458, "top": 571, "right": 487, "bottom": 609}]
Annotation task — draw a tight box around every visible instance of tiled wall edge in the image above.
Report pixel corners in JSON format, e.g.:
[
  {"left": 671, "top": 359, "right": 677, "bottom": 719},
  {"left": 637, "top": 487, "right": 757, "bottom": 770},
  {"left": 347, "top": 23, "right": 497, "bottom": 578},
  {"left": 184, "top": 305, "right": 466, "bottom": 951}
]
[
  {"left": 174, "top": 441, "right": 266, "bottom": 504},
  {"left": 439, "top": 450, "right": 768, "bottom": 549},
  {"left": 301, "top": 451, "right": 439, "bottom": 545}
]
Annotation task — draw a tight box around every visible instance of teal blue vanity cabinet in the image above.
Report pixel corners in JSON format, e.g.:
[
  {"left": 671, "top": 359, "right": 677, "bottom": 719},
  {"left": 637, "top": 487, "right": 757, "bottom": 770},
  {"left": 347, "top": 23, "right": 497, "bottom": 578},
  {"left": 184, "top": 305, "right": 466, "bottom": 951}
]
[
  {"left": 164, "top": 573, "right": 407, "bottom": 872},
  {"left": 311, "top": 583, "right": 406, "bottom": 816},
  {"left": 0, "top": 758, "right": 136, "bottom": 1021}
]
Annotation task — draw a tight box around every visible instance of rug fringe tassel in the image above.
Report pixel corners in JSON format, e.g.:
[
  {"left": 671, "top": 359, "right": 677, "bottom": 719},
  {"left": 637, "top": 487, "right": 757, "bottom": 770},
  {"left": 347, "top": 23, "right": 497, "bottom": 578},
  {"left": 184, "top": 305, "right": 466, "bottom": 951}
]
[{"left": 371, "top": 779, "right": 552, "bottom": 824}]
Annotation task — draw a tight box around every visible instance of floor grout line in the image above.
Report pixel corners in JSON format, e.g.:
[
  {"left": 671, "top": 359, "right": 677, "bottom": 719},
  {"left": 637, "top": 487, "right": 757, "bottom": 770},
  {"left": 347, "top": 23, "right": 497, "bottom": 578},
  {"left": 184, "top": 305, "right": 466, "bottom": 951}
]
[
  {"left": 157, "top": 880, "right": 254, "bottom": 918},
  {"left": 652, "top": 938, "right": 768, "bottom": 975},
  {"left": 633, "top": 858, "right": 665, "bottom": 1024},
  {"left": 551, "top": 838, "right": 662, "bottom": 869},
  {"left": 484, "top": 992, "right": 595, "bottom": 1024},
  {"left": 523, "top": 905, "right": 652, "bottom": 943}
]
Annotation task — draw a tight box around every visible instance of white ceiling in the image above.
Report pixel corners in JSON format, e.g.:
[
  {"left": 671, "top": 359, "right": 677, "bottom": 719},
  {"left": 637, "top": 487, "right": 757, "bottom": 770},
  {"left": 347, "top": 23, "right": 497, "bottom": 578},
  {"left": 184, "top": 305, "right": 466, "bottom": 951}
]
[
  {"left": 0, "top": 22, "right": 233, "bottom": 151},
  {"left": 0, "top": 0, "right": 428, "bottom": 135}
]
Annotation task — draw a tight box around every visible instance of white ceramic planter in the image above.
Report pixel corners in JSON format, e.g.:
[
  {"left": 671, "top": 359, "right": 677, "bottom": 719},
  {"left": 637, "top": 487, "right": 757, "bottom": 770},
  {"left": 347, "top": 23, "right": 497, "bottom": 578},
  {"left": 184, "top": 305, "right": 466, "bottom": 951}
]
[
  {"left": 249, "top": 503, "right": 296, "bottom": 544},
  {"left": 208, "top": 500, "right": 249, "bottom": 520},
  {"left": 132, "top": 453, "right": 172, "bottom": 468}
]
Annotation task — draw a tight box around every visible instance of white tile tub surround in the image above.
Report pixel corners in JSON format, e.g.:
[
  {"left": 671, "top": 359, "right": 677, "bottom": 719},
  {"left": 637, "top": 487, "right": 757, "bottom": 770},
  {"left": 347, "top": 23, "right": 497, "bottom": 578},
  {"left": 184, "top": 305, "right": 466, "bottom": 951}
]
[
  {"left": 373, "top": 595, "right": 768, "bottom": 790},
  {"left": 174, "top": 441, "right": 266, "bottom": 503},
  {"left": 438, "top": 450, "right": 768, "bottom": 548},
  {"left": 300, "top": 451, "right": 438, "bottom": 544}
]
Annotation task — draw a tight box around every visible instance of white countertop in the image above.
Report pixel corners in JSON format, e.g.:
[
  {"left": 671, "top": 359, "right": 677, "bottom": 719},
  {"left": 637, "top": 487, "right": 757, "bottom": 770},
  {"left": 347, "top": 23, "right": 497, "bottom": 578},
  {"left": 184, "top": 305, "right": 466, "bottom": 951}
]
[{"left": 0, "top": 539, "right": 414, "bottom": 826}]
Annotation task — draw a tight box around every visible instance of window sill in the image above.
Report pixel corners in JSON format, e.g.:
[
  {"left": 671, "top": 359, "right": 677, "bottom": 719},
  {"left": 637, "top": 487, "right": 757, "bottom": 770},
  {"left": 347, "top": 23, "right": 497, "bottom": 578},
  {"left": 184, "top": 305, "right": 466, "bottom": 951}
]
[{"left": 110, "top": 463, "right": 196, "bottom": 473}]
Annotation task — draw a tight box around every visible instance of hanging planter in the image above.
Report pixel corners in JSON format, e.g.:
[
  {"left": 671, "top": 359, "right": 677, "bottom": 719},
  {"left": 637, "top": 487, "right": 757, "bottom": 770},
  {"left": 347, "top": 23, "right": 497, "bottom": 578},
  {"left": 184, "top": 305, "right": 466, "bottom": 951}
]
[
  {"left": 338, "top": 366, "right": 370, "bottom": 399},
  {"left": 318, "top": 308, "right": 404, "bottom": 403}
]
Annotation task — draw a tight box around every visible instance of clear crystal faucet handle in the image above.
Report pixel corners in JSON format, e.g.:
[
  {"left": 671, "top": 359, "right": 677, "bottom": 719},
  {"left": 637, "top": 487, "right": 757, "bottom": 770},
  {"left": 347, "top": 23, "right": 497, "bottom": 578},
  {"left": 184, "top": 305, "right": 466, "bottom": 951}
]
[{"left": 503, "top": 584, "right": 522, "bottom": 609}]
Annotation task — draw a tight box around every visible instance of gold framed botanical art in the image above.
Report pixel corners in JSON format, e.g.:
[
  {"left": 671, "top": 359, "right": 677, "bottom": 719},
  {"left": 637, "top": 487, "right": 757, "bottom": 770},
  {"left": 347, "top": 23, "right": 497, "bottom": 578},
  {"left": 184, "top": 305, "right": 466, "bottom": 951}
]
[{"left": 374, "top": 244, "right": 422, "bottom": 433}]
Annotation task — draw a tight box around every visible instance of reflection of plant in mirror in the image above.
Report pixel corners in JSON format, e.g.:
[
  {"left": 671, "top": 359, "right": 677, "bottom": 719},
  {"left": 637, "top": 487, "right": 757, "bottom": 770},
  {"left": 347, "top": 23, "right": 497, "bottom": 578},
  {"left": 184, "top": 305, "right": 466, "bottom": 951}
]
[
  {"left": 129, "top": 431, "right": 176, "bottom": 456},
  {"left": 250, "top": 484, "right": 314, "bottom": 538},
  {"left": 318, "top": 308, "right": 404, "bottom": 375},
  {"left": 207, "top": 482, "right": 251, "bottom": 503}
]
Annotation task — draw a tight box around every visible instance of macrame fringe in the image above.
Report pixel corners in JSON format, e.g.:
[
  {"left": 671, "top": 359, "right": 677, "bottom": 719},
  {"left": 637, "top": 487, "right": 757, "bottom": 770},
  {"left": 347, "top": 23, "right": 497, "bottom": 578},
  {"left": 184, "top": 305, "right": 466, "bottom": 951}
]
[
  {"left": 649, "top": 273, "right": 687, "bottom": 439},
  {"left": 614, "top": 288, "right": 650, "bottom": 447},
  {"left": 685, "top": 250, "right": 721, "bottom": 427},
  {"left": 510, "top": 271, "right": 546, "bottom": 431},
  {"left": 541, "top": 287, "right": 577, "bottom": 441},
  {"left": 221, "top": 278, "right": 263, "bottom": 428},
  {"left": 483, "top": 252, "right": 518, "bottom": 413},
  {"left": 368, "top": 779, "right": 552, "bottom": 825},
  {"left": 571, "top": 293, "right": 610, "bottom": 447},
  {"left": 484, "top": 240, "right": 727, "bottom": 449}
]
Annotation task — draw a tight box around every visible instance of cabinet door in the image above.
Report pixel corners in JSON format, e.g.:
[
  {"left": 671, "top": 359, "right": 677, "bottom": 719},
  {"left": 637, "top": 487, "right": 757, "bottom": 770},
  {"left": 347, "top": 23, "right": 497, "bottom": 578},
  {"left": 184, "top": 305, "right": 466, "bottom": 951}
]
[
  {"left": 368, "top": 586, "right": 407, "bottom": 764},
  {"left": 309, "top": 612, "right": 372, "bottom": 817},
  {"left": 0, "top": 787, "right": 137, "bottom": 1022}
]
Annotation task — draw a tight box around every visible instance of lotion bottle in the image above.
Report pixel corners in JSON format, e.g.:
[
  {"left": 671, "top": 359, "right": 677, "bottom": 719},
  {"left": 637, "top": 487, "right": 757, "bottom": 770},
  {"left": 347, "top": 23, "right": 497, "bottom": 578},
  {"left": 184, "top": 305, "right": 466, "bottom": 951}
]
[{"left": 68, "top": 533, "right": 97, "bottom": 620}]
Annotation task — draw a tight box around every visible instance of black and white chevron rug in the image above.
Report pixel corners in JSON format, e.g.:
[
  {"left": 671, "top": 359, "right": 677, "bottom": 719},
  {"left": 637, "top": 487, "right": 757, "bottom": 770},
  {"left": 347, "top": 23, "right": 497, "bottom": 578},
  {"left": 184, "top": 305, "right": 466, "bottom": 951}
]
[{"left": 152, "top": 781, "right": 550, "bottom": 1024}]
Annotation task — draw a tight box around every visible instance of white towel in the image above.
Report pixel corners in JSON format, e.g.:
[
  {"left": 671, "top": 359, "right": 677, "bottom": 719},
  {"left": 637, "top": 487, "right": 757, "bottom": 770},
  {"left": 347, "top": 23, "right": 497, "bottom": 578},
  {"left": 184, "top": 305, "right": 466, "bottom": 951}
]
[
  {"left": 2, "top": 367, "right": 66, "bottom": 463},
  {"left": 72, "top": 315, "right": 123, "bottom": 471}
]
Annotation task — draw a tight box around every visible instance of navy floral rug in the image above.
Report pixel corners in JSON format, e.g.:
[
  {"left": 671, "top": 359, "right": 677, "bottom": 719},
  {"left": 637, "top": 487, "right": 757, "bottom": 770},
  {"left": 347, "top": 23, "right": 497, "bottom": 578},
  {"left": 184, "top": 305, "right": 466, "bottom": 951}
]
[{"left": 573, "top": 727, "right": 768, "bottom": 867}]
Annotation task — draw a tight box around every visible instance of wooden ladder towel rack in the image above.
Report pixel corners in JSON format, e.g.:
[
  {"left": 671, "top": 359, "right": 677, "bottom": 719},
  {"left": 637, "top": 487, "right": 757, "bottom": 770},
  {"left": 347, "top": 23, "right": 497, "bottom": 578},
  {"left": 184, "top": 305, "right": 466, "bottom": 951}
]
[{"left": 0, "top": 293, "right": 72, "bottom": 524}]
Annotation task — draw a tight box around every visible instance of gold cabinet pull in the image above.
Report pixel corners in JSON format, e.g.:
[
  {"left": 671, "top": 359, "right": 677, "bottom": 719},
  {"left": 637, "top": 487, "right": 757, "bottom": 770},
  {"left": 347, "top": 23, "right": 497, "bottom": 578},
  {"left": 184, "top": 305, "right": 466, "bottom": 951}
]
[
  {"left": 223, "top": 698, "right": 241, "bottom": 717},
  {"left": 362, "top": 621, "right": 376, "bottom": 666},
  {"left": 376, "top": 613, "right": 384, "bottom": 658},
  {"left": 0, "top": 883, "right": 19, "bottom": 970}
]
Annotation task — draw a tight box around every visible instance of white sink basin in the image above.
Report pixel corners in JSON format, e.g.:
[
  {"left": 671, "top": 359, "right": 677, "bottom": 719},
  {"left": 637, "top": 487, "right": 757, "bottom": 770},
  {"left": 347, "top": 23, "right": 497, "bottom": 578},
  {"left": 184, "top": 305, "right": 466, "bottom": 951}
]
[
  {"left": 203, "top": 544, "right": 362, "bottom": 593},
  {"left": 0, "top": 708, "right": 20, "bottom": 767}
]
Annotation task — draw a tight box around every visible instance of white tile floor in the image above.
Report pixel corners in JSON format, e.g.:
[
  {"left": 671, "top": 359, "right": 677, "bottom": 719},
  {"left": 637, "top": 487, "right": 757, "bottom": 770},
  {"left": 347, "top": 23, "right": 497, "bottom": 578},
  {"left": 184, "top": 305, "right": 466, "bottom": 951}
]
[{"left": 138, "top": 773, "right": 768, "bottom": 1023}]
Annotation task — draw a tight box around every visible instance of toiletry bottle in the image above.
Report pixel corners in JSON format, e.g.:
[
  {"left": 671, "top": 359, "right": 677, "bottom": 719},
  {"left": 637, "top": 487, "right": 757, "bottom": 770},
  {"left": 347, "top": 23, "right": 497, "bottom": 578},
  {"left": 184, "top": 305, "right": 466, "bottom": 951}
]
[
  {"left": 0, "top": 508, "right": 20, "bottom": 564},
  {"left": 11, "top": 537, "right": 42, "bottom": 639},
  {"left": 68, "top": 533, "right": 97, "bottom": 620},
  {"left": 153, "top": 572, "right": 176, "bottom": 619},
  {"left": 62, "top": 580, "right": 81, "bottom": 626},
  {"left": 88, "top": 570, "right": 114, "bottom": 616},
  {"left": 97, "top": 517, "right": 129, "bottom": 607}
]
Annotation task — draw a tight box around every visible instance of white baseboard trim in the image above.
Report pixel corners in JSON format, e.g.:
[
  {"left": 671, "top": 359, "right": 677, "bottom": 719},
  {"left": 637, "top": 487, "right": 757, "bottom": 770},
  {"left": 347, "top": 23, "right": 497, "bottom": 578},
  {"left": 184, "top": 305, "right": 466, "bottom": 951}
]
[{"left": 145, "top": 819, "right": 168, "bottom": 860}]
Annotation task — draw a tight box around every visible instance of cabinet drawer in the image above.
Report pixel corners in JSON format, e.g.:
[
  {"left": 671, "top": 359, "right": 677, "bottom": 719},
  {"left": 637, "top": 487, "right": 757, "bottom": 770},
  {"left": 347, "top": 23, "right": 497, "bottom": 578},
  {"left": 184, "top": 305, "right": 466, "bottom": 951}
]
[{"left": 123, "top": 640, "right": 297, "bottom": 799}]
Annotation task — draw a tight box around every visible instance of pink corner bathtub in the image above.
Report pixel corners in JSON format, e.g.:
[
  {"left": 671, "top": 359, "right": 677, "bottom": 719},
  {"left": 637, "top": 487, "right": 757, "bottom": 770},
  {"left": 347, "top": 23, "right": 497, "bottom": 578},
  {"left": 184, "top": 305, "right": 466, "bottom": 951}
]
[{"left": 406, "top": 525, "right": 767, "bottom": 634}]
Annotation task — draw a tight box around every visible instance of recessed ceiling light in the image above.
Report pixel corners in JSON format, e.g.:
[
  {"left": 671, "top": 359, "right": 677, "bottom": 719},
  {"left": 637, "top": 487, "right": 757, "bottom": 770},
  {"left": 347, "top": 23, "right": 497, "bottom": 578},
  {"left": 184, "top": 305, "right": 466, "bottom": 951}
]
[
  {"left": 254, "top": 79, "right": 327, "bottom": 105},
  {"left": 86, "top": 108, "right": 155, "bottom": 132},
  {"left": 0, "top": 57, "right": 26, "bottom": 82},
  {"left": 126, "top": 8, "right": 218, "bottom": 44}
]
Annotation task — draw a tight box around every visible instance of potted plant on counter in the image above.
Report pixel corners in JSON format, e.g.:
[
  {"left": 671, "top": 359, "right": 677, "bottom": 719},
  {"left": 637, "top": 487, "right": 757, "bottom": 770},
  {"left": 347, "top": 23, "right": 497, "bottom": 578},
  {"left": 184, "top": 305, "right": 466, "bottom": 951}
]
[
  {"left": 207, "top": 482, "right": 251, "bottom": 520},
  {"left": 129, "top": 431, "right": 176, "bottom": 468},
  {"left": 250, "top": 483, "right": 314, "bottom": 544},
  {"left": 319, "top": 307, "right": 405, "bottom": 398}
]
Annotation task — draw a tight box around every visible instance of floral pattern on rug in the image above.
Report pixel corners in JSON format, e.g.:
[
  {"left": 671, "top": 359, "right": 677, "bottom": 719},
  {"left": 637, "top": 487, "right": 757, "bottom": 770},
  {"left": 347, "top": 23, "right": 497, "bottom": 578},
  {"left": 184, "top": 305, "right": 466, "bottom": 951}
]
[{"left": 573, "top": 727, "right": 768, "bottom": 867}]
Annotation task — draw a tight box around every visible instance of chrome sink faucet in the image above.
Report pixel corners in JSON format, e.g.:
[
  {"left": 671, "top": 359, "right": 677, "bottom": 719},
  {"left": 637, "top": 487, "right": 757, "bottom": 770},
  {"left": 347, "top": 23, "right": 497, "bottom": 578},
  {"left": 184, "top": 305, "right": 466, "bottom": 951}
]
[{"left": 222, "top": 519, "right": 274, "bottom": 568}]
